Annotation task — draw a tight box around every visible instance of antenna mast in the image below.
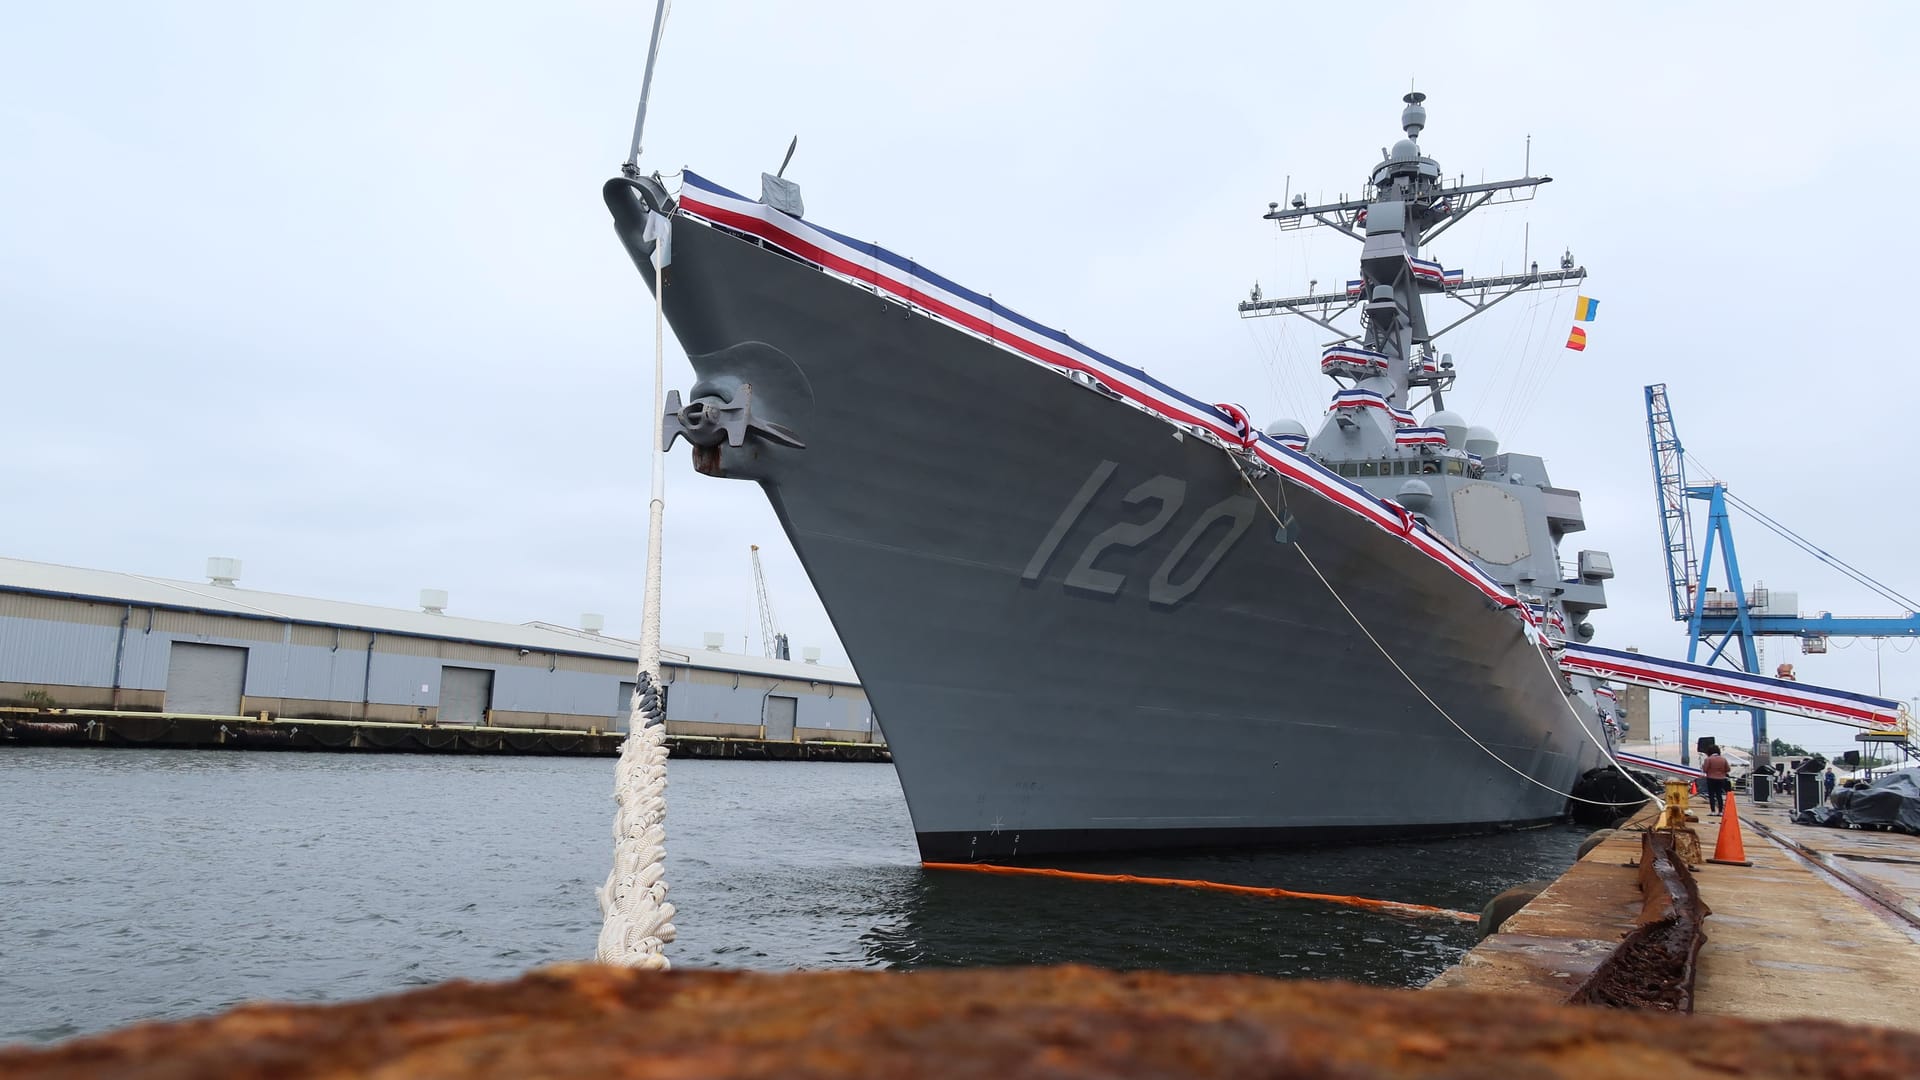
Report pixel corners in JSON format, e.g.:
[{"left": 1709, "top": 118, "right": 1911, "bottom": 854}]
[{"left": 1239, "top": 96, "right": 1584, "bottom": 369}]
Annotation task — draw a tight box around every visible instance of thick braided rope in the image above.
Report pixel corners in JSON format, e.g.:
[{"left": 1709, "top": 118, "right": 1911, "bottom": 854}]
[
  {"left": 596, "top": 211, "right": 675, "bottom": 968},
  {"left": 596, "top": 670, "right": 675, "bottom": 967}
]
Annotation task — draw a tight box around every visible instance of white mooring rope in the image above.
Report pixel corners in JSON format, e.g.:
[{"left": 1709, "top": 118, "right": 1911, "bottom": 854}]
[
  {"left": 1226, "top": 453, "right": 1659, "bottom": 808},
  {"left": 596, "top": 208, "right": 677, "bottom": 968},
  {"left": 596, "top": 673, "right": 675, "bottom": 967}
]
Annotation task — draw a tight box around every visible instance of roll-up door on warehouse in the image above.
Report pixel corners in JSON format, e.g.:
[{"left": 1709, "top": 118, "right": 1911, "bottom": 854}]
[
  {"left": 440, "top": 666, "right": 494, "bottom": 725},
  {"left": 164, "top": 642, "right": 248, "bottom": 716}
]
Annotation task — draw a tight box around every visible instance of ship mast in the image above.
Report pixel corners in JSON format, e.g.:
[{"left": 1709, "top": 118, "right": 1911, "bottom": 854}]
[{"left": 1241, "top": 93, "right": 1585, "bottom": 413}]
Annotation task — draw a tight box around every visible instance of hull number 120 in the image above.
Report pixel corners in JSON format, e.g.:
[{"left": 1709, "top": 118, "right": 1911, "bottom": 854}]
[{"left": 1022, "top": 459, "right": 1255, "bottom": 607}]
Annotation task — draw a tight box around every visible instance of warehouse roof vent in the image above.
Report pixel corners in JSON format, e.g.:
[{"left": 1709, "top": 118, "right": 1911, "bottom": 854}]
[
  {"left": 702, "top": 631, "right": 725, "bottom": 651},
  {"left": 580, "top": 613, "right": 605, "bottom": 635},
  {"left": 206, "top": 557, "right": 243, "bottom": 587},
  {"left": 420, "top": 588, "right": 449, "bottom": 614},
  {"left": 802, "top": 646, "right": 822, "bottom": 664}
]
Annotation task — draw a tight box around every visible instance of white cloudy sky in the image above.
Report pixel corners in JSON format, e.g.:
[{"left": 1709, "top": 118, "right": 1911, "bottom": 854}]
[{"left": 4, "top": 1, "right": 1915, "bottom": 759}]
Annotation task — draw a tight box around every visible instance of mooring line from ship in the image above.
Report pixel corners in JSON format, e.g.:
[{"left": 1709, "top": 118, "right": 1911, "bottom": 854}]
[
  {"left": 597, "top": 0, "right": 680, "bottom": 971},
  {"left": 1225, "top": 454, "right": 1656, "bottom": 810},
  {"left": 922, "top": 862, "right": 1477, "bottom": 923},
  {"left": 1521, "top": 628, "right": 1664, "bottom": 802}
]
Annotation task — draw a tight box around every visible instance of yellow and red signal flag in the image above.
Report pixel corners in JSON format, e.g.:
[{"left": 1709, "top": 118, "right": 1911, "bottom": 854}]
[{"left": 1566, "top": 326, "right": 1588, "bottom": 351}]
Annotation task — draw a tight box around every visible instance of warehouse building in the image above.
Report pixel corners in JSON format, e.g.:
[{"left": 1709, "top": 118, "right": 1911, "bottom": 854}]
[{"left": 0, "top": 556, "right": 877, "bottom": 743}]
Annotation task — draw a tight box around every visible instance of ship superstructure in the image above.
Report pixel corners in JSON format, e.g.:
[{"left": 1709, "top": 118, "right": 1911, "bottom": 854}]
[
  {"left": 603, "top": 94, "right": 1620, "bottom": 860},
  {"left": 1240, "top": 93, "right": 1613, "bottom": 655}
]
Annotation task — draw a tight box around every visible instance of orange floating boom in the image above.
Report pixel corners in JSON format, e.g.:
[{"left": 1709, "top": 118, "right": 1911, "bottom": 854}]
[{"left": 922, "top": 862, "right": 1479, "bottom": 923}]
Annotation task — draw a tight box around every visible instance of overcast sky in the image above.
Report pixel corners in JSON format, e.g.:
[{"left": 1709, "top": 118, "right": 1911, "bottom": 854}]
[{"left": 4, "top": 2, "right": 1915, "bottom": 759}]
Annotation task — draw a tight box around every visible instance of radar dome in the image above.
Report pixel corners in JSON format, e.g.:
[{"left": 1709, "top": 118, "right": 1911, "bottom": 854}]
[
  {"left": 1396, "top": 478, "right": 1434, "bottom": 512},
  {"left": 1401, "top": 93, "right": 1427, "bottom": 138},
  {"left": 1390, "top": 138, "right": 1420, "bottom": 162},
  {"left": 1264, "top": 417, "right": 1308, "bottom": 439},
  {"left": 1427, "top": 409, "right": 1468, "bottom": 448},
  {"left": 1464, "top": 426, "right": 1500, "bottom": 459}
]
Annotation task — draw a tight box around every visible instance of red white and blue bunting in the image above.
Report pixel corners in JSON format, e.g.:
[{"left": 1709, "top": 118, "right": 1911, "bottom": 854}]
[
  {"left": 1558, "top": 642, "right": 1905, "bottom": 730},
  {"left": 1394, "top": 426, "right": 1448, "bottom": 447},
  {"left": 1615, "top": 751, "right": 1706, "bottom": 780},
  {"left": 1214, "top": 402, "right": 1258, "bottom": 448},
  {"left": 1525, "top": 603, "right": 1569, "bottom": 639},
  {"left": 674, "top": 172, "right": 1543, "bottom": 629},
  {"left": 1329, "top": 387, "right": 1391, "bottom": 414},
  {"left": 1321, "top": 345, "right": 1390, "bottom": 375}
]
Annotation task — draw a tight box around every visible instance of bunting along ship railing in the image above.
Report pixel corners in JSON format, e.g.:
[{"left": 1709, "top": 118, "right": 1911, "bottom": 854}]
[
  {"left": 671, "top": 171, "right": 1548, "bottom": 632},
  {"left": 1558, "top": 642, "right": 1907, "bottom": 731},
  {"left": 1614, "top": 750, "right": 1706, "bottom": 780}
]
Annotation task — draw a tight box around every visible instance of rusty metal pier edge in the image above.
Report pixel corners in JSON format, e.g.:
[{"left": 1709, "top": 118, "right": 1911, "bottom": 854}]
[{"left": 1566, "top": 830, "right": 1711, "bottom": 1012}]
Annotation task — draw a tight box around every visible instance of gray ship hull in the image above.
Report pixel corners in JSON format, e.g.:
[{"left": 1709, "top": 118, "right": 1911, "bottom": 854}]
[{"left": 612, "top": 185, "right": 1607, "bottom": 861}]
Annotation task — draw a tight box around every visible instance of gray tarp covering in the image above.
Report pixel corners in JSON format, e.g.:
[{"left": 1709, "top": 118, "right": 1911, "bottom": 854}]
[{"left": 1793, "top": 769, "right": 1920, "bottom": 835}]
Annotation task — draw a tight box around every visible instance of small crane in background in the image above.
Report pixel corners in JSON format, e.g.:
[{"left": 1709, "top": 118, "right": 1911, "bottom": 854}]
[{"left": 751, "top": 545, "right": 790, "bottom": 660}]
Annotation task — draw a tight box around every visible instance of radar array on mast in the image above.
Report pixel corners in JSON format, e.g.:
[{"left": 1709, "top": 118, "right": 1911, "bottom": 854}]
[{"left": 1240, "top": 93, "right": 1587, "bottom": 389}]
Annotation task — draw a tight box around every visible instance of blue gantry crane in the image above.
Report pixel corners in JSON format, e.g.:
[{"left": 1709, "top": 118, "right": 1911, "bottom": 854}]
[{"left": 1645, "top": 384, "right": 1920, "bottom": 766}]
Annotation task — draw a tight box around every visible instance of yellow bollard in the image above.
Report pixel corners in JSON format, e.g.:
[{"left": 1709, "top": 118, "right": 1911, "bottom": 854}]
[
  {"left": 1653, "top": 779, "right": 1690, "bottom": 831},
  {"left": 1653, "top": 779, "right": 1704, "bottom": 867}
]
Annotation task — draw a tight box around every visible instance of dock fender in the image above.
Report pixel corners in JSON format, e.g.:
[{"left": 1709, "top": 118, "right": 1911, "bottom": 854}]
[
  {"left": 1575, "top": 829, "right": 1617, "bottom": 861},
  {"left": 1476, "top": 879, "right": 1551, "bottom": 940}
]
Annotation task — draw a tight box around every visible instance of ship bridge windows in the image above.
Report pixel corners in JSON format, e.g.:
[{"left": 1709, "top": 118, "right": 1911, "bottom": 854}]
[{"left": 1333, "top": 460, "right": 1422, "bottom": 479}]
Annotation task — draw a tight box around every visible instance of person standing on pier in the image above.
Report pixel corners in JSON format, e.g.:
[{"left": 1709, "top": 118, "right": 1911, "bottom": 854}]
[
  {"left": 1701, "top": 748, "right": 1731, "bottom": 815},
  {"left": 1823, "top": 767, "right": 1837, "bottom": 802}
]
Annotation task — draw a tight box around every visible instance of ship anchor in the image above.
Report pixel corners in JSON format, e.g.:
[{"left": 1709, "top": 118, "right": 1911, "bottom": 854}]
[{"left": 662, "top": 383, "right": 805, "bottom": 476}]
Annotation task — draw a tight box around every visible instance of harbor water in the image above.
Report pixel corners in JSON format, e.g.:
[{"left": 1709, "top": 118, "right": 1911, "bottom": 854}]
[{"left": 0, "top": 748, "right": 1585, "bottom": 1044}]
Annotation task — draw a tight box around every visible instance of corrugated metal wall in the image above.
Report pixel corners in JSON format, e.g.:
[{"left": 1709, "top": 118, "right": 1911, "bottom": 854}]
[
  {"left": 0, "top": 614, "right": 121, "bottom": 687},
  {"left": 1, "top": 590, "right": 873, "bottom": 738},
  {"left": 662, "top": 677, "right": 871, "bottom": 733}
]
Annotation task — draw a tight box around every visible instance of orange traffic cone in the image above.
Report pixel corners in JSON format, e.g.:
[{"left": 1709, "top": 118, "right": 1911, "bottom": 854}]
[{"left": 1708, "top": 791, "right": 1753, "bottom": 866}]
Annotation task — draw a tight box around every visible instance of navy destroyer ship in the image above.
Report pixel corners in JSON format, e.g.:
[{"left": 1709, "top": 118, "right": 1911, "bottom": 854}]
[{"left": 605, "top": 94, "right": 1619, "bottom": 860}]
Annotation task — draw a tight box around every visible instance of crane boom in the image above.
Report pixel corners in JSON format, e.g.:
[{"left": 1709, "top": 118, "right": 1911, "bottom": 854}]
[
  {"left": 750, "top": 545, "right": 789, "bottom": 660},
  {"left": 1645, "top": 384, "right": 1698, "bottom": 622}
]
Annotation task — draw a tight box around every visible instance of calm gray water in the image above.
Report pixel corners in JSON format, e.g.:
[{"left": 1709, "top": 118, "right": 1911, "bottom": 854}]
[{"left": 0, "top": 747, "right": 1585, "bottom": 1044}]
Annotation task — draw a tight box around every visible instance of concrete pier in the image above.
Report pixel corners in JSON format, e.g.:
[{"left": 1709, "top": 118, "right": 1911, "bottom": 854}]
[{"left": 1430, "top": 792, "right": 1920, "bottom": 1031}]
